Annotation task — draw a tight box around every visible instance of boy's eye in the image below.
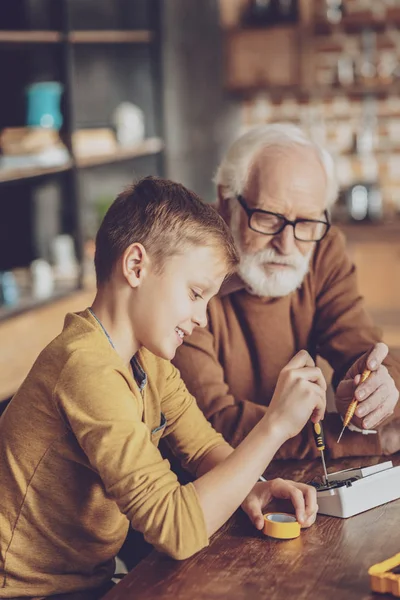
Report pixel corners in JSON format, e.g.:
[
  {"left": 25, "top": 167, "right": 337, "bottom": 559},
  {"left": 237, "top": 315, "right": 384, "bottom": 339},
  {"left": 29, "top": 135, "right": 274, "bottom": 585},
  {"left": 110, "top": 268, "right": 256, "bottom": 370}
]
[{"left": 190, "top": 289, "right": 203, "bottom": 301}]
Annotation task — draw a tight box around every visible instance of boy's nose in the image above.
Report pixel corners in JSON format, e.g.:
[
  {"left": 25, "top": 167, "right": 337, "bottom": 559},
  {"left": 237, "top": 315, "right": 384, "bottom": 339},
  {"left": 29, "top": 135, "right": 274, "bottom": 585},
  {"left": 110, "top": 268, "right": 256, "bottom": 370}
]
[{"left": 193, "top": 311, "right": 207, "bottom": 329}]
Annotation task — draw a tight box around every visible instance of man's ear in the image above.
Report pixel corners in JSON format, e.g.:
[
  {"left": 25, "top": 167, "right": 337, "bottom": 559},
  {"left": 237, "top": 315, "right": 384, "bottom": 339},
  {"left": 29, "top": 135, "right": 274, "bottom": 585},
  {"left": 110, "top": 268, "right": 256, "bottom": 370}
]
[
  {"left": 217, "top": 185, "right": 231, "bottom": 225},
  {"left": 122, "top": 243, "right": 148, "bottom": 288}
]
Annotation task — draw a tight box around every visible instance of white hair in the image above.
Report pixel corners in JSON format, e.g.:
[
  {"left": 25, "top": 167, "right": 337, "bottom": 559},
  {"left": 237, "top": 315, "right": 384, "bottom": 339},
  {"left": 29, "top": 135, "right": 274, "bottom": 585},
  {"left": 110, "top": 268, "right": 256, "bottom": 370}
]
[{"left": 214, "top": 123, "right": 339, "bottom": 208}]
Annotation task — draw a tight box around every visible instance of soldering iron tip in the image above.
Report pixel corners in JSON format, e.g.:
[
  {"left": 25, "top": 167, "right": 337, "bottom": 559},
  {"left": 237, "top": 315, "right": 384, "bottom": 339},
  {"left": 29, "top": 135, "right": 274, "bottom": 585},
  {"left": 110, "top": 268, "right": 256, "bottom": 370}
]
[{"left": 337, "top": 427, "right": 345, "bottom": 444}]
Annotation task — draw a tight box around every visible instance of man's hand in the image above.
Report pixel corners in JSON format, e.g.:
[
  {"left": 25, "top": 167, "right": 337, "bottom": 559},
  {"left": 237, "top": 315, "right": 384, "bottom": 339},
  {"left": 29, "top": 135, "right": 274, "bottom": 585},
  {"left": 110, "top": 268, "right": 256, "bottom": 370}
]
[
  {"left": 336, "top": 343, "right": 399, "bottom": 430},
  {"left": 241, "top": 479, "right": 318, "bottom": 531}
]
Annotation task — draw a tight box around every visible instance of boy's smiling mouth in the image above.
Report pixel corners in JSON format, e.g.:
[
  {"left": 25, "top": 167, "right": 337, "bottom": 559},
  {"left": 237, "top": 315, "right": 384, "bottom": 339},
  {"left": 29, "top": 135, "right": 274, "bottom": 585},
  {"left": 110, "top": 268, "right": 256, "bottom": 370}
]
[{"left": 175, "top": 326, "right": 190, "bottom": 344}]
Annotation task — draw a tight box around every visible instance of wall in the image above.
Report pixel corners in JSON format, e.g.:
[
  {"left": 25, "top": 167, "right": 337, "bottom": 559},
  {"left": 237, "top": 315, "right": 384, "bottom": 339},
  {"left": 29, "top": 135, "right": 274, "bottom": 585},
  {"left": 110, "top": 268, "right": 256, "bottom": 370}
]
[{"left": 162, "top": 0, "right": 241, "bottom": 202}]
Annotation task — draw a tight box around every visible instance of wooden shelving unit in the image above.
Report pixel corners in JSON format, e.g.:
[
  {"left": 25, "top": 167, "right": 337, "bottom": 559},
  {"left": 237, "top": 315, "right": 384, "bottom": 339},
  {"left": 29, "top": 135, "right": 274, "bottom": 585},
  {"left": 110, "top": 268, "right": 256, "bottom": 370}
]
[
  {"left": 68, "top": 30, "right": 153, "bottom": 44},
  {"left": 0, "top": 161, "right": 73, "bottom": 184},
  {"left": 228, "top": 82, "right": 400, "bottom": 99},
  {"left": 0, "top": 30, "right": 62, "bottom": 43},
  {"left": 0, "top": 30, "right": 154, "bottom": 45},
  {"left": 222, "top": 1, "right": 400, "bottom": 97},
  {"left": 0, "top": 0, "right": 164, "bottom": 398},
  {"left": 314, "top": 11, "right": 400, "bottom": 35},
  {"left": 0, "top": 138, "right": 164, "bottom": 183},
  {"left": 75, "top": 137, "right": 163, "bottom": 168}
]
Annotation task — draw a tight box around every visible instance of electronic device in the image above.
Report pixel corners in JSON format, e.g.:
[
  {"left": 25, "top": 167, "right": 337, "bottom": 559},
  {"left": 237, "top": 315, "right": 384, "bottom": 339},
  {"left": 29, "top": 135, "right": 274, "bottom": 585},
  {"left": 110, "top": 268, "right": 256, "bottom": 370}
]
[{"left": 310, "top": 461, "right": 400, "bottom": 518}]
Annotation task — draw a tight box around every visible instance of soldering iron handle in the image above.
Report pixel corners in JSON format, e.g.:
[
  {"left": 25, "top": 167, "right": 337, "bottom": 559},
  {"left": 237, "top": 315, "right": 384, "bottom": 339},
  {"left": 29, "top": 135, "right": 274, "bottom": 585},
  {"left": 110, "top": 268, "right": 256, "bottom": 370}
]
[
  {"left": 313, "top": 421, "right": 325, "bottom": 452},
  {"left": 343, "top": 398, "right": 358, "bottom": 428}
]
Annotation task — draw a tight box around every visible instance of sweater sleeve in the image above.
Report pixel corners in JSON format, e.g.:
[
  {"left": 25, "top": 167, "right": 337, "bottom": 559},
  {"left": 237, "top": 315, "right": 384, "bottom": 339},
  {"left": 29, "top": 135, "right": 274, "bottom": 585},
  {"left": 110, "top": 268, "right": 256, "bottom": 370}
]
[
  {"left": 159, "top": 360, "right": 231, "bottom": 475},
  {"left": 312, "top": 227, "right": 400, "bottom": 452},
  {"left": 55, "top": 353, "right": 209, "bottom": 560}
]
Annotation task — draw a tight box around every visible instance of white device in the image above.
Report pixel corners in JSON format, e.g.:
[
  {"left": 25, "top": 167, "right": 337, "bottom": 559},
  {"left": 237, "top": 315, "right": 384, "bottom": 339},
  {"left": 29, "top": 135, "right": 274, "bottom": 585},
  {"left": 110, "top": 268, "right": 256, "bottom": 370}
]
[{"left": 316, "top": 461, "right": 400, "bottom": 518}]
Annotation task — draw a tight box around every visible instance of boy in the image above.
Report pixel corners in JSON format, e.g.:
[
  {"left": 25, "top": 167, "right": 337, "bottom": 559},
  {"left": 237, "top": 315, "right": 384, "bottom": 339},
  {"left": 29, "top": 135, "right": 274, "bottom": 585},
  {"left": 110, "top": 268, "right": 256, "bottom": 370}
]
[{"left": 0, "top": 177, "right": 326, "bottom": 600}]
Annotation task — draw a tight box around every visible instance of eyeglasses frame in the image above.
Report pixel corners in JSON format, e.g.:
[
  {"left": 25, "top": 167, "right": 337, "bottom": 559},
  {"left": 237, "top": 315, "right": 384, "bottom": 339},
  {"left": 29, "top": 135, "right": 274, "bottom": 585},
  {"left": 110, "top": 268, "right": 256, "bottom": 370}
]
[{"left": 236, "top": 195, "right": 331, "bottom": 242}]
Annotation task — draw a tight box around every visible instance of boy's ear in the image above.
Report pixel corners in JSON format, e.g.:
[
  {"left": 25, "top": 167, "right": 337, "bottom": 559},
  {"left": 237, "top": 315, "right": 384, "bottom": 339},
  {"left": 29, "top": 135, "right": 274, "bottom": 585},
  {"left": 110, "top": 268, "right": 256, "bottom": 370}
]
[{"left": 122, "top": 243, "right": 148, "bottom": 288}]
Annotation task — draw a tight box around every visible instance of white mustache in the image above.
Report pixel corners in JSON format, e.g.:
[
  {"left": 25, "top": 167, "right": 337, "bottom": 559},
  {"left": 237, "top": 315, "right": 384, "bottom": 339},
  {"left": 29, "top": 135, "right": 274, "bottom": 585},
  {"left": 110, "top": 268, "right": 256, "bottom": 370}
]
[{"left": 246, "top": 247, "right": 307, "bottom": 269}]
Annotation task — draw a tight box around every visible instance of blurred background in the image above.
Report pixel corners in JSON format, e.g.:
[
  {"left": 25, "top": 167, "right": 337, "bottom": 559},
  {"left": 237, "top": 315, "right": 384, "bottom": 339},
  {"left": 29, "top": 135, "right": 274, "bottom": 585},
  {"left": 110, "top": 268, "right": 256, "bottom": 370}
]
[{"left": 0, "top": 0, "right": 399, "bottom": 407}]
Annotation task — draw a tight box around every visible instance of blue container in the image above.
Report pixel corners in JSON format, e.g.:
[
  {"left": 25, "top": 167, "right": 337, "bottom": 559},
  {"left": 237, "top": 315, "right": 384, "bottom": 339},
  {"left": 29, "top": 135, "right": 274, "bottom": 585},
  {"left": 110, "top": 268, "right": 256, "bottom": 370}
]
[
  {"left": 0, "top": 272, "right": 19, "bottom": 306},
  {"left": 26, "top": 81, "right": 63, "bottom": 130}
]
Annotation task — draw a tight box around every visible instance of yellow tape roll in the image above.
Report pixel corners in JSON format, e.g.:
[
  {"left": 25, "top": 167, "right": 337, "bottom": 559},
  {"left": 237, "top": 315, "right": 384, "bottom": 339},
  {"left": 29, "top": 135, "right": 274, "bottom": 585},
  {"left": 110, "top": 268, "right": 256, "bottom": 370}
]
[{"left": 263, "top": 513, "right": 301, "bottom": 540}]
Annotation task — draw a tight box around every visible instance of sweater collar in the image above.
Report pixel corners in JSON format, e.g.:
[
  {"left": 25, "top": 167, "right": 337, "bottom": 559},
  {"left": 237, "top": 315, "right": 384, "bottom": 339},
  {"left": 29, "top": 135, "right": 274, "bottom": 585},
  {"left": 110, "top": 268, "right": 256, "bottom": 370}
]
[{"left": 219, "top": 274, "right": 246, "bottom": 297}]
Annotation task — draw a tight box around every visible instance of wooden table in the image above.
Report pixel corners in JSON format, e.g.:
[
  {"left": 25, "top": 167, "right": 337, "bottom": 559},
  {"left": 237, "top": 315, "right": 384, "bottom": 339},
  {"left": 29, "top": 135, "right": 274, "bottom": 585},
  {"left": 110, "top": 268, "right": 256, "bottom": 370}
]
[{"left": 105, "top": 454, "right": 400, "bottom": 600}]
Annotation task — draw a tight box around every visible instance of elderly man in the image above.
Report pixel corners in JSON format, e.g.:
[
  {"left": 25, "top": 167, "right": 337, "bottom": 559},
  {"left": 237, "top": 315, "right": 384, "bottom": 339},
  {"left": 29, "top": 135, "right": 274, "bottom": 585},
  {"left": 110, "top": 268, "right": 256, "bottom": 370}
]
[{"left": 173, "top": 123, "right": 400, "bottom": 459}]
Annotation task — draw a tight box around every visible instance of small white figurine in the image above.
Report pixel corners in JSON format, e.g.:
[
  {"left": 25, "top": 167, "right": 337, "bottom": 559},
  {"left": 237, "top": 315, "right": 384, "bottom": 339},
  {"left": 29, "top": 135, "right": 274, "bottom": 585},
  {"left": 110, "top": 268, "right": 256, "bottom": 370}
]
[{"left": 112, "top": 102, "right": 145, "bottom": 147}]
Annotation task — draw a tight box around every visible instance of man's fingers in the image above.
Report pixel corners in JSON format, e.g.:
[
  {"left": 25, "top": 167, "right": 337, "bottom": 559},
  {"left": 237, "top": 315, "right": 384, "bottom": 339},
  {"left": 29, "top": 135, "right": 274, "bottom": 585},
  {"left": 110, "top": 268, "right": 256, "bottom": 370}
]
[
  {"left": 336, "top": 378, "right": 357, "bottom": 401},
  {"left": 355, "top": 368, "right": 386, "bottom": 402},
  {"left": 366, "top": 343, "right": 388, "bottom": 371},
  {"left": 369, "top": 416, "right": 388, "bottom": 430},
  {"left": 362, "top": 398, "right": 395, "bottom": 430},
  {"left": 356, "top": 383, "right": 389, "bottom": 418}
]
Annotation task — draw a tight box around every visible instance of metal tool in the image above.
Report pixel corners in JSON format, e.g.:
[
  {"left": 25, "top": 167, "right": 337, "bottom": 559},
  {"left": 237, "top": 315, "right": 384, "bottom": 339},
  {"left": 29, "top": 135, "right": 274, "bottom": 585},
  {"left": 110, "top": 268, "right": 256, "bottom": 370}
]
[
  {"left": 313, "top": 421, "right": 328, "bottom": 485},
  {"left": 337, "top": 368, "right": 372, "bottom": 443}
]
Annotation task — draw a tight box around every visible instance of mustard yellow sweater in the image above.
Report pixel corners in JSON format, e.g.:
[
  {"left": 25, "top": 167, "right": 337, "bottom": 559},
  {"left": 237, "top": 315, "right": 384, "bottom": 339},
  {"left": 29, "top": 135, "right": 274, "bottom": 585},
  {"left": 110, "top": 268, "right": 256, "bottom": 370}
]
[{"left": 0, "top": 309, "right": 228, "bottom": 597}]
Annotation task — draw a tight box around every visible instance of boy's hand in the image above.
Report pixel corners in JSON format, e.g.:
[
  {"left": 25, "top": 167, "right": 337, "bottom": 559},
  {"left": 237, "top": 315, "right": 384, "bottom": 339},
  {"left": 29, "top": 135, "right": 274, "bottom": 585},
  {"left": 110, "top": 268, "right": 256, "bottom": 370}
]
[
  {"left": 336, "top": 343, "right": 398, "bottom": 430},
  {"left": 241, "top": 479, "right": 318, "bottom": 530},
  {"left": 267, "top": 350, "right": 327, "bottom": 441}
]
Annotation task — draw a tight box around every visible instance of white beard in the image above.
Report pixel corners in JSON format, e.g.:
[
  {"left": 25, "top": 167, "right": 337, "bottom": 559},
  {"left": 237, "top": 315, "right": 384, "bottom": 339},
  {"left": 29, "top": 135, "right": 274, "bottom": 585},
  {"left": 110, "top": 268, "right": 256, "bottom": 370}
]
[{"left": 231, "top": 211, "right": 313, "bottom": 298}]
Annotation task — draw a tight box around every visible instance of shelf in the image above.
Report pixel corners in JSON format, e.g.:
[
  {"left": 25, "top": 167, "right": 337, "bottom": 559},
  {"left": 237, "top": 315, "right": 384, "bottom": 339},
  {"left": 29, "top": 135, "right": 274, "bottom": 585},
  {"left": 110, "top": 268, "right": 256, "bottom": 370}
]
[
  {"left": 0, "top": 138, "right": 164, "bottom": 184},
  {"left": 228, "top": 83, "right": 400, "bottom": 99},
  {"left": 69, "top": 30, "right": 153, "bottom": 44},
  {"left": 314, "top": 11, "right": 400, "bottom": 35},
  {"left": 0, "top": 287, "right": 95, "bottom": 401},
  {"left": 0, "top": 30, "right": 154, "bottom": 44},
  {"left": 0, "top": 161, "right": 73, "bottom": 184},
  {"left": 75, "top": 137, "right": 164, "bottom": 167},
  {"left": 0, "top": 30, "right": 62, "bottom": 43},
  {"left": 325, "top": 84, "right": 400, "bottom": 97}
]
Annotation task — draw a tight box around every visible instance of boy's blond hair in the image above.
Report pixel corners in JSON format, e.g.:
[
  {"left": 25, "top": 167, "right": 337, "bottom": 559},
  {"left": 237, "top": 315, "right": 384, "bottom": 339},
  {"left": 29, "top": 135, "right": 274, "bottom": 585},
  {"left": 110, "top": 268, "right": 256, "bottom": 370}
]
[{"left": 95, "top": 176, "right": 239, "bottom": 285}]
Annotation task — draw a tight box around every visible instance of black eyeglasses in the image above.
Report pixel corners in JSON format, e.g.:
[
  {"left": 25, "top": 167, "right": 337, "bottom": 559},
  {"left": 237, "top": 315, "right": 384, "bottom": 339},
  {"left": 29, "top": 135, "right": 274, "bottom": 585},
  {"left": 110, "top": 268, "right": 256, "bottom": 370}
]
[{"left": 237, "top": 195, "right": 331, "bottom": 243}]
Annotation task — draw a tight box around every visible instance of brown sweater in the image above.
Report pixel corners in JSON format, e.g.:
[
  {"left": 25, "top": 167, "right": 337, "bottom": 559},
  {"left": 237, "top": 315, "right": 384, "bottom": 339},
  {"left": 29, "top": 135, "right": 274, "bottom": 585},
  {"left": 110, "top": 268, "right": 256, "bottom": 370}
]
[
  {"left": 0, "top": 310, "right": 228, "bottom": 598},
  {"left": 173, "top": 226, "right": 400, "bottom": 459}
]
